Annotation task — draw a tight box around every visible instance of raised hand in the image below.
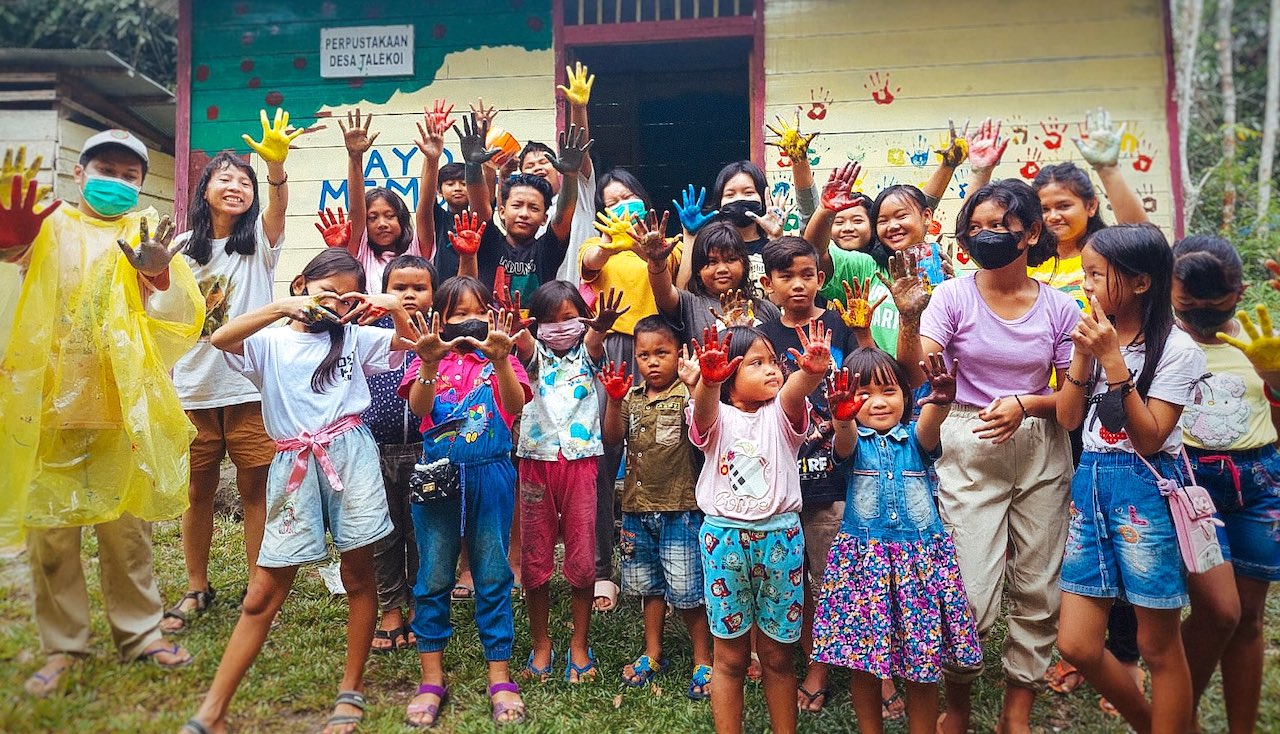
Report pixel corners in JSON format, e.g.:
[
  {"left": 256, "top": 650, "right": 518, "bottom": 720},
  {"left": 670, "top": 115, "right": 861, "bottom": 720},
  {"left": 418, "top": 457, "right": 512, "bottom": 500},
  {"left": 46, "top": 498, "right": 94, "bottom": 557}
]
[
  {"left": 400, "top": 310, "right": 457, "bottom": 364},
  {"left": 677, "top": 342, "right": 701, "bottom": 388},
  {"left": 557, "top": 61, "right": 595, "bottom": 107},
  {"left": 825, "top": 368, "right": 867, "bottom": 421},
  {"left": 693, "top": 327, "right": 742, "bottom": 384},
  {"left": 244, "top": 108, "right": 307, "bottom": 163},
  {"left": 426, "top": 98, "right": 456, "bottom": 130},
  {"left": 594, "top": 209, "right": 637, "bottom": 251},
  {"left": 314, "top": 207, "right": 350, "bottom": 247},
  {"left": 672, "top": 184, "right": 717, "bottom": 233},
  {"left": 713, "top": 289, "right": 755, "bottom": 329},
  {"left": 1218, "top": 305, "right": 1280, "bottom": 373},
  {"left": 491, "top": 278, "right": 535, "bottom": 330},
  {"left": 338, "top": 292, "right": 399, "bottom": 325},
  {"left": 449, "top": 211, "right": 487, "bottom": 255},
  {"left": 631, "top": 209, "right": 678, "bottom": 262},
  {"left": 583, "top": 287, "right": 630, "bottom": 332},
  {"left": 598, "top": 360, "right": 633, "bottom": 401},
  {"left": 474, "top": 309, "right": 519, "bottom": 360},
  {"left": 469, "top": 98, "right": 498, "bottom": 128},
  {"left": 280, "top": 292, "right": 343, "bottom": 326},
  {"left": 117, "top": 215, "right": 183, "bottom": 277},
  {"left": 820, "top": 161, "right": 865, "bottom": 212},
  {"left": 454, "top": 112, "right": 500, "bottom": 166},
  {"left": 1072, "top": 106, "right": 1125, "bottom": 168},
  {"left": 548, "top": 124, "right": 593, "bottom": 174},
  {"left": 0, "top": 174, "right": 60, "bottom": 259},
  {"left": 339, "top": 107, "right": 378, "bottom": 157},
  {"left": 1, "top": 146, "right": 50, "bottom": 206},
  {"left": 765, "top": 111, "right": 820, "bottom": 162},
  {"left": 917, "top": 353, "right": 958, "bottom": 406},
  {"left": 878, "top": 250, "right": 931, "bottom": 325},
  {"left": 965, "top": 117, "right": 1008, "bottom": 172},
  {"left": 935, "top": 118, "right": 970, "bottom": 167},
  {"left": 787, "top": 318, "right": 833, "bottom": 375},
  {"left": 1070, "top": 295, "right": 1120, "bottom": 359},
  {"left": 414, "top": 110, "right": 447, "bottom": 161},
  {"left": 832, "top": 278, "right": 887, "bottom": 330}
]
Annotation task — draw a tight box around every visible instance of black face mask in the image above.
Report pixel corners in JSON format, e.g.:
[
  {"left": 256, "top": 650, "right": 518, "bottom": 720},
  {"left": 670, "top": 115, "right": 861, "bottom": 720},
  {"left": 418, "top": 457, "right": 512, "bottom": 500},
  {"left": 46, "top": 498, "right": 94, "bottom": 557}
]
[
  {"left": 441, "top": 318, "right": 488, "bottom": 352},
  {"left": 1177, "top": 307, "right": 1236, "bottom": 335},
  {"left": 719, "top": 199, "right": 765, "bottom": 227},
  {"left": 965, "top": 229, "right": 1024, "bottom": 270}
]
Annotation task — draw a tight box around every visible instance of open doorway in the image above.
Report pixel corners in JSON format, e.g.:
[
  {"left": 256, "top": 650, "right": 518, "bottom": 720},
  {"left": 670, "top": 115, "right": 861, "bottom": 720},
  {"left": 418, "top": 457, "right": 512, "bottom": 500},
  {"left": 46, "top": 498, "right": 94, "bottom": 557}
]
[{"left": 569, "top": 37, "right": 751, "bottom": 214}]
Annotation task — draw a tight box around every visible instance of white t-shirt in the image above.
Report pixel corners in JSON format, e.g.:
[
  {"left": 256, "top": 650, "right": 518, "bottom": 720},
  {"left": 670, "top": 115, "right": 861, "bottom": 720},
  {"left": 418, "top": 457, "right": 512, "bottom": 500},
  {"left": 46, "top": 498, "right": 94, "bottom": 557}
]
[
  {"left": 224, "top": 323, "right": 402, "bottom": 440},
  {"left": 1080, "top": 328, "right": 1207, "bottom": 455},
  {"left": 173, "top": 215, "right": 282, "bottom": 410}
]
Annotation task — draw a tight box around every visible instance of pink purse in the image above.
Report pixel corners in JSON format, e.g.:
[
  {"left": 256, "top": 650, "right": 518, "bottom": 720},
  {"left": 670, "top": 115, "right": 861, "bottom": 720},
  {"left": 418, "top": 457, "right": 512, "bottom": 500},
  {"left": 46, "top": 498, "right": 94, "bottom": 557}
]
[{"left": 1137, "top": 449, "right": 1225, "bottom": 574}]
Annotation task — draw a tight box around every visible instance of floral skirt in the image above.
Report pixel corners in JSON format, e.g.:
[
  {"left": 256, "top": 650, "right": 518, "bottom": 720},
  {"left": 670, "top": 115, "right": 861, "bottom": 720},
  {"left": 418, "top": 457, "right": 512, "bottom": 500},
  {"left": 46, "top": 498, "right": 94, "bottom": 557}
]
[{"left": 811, "top": 530, "right": 982, "bottom": 682}]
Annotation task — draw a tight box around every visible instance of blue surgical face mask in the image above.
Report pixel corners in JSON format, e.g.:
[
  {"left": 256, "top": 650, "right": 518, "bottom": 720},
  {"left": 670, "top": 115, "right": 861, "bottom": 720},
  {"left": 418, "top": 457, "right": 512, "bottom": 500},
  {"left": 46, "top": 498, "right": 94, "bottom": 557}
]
[
  {"left": 607, "top": 198, "right": 645, "bottom": 222},
  {"left": 82, "top": 174, "right": 140, "bottom": 217}
]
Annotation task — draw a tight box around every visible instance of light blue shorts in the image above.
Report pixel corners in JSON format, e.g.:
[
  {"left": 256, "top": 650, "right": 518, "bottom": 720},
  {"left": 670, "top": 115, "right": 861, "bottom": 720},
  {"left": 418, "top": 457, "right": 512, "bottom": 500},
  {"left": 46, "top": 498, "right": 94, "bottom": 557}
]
[
  {"left": 259, "top": 423, "right": 393, "bottom": 568},
  {"left": 700, "top": 514, "right": 806, "bottom": 643},
  {"left": 620, "top": 510, "right": 705, "bottom": 609}
]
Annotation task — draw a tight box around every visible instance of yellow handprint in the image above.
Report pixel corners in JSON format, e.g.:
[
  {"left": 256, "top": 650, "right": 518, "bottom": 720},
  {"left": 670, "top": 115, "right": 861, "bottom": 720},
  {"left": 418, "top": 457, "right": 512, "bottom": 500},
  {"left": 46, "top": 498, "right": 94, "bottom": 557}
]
[
  {"left": 832, "top": 278, "right": 887, "bottom": 330},
  {"left": 593, "top": 210, "right": 636, "bottom": 251},
  {"left": 934, "top": 118, "right": 970, "bottom": 167},
  {"left": 765, "top": 112, "right": 819, "bottom": 162},
  {"left": 557, "top": 62, "right": 595, "bottom": 107},
  {"left": 1, "top": 146, "right": 49, "bottom": 207},
  {"left": 242, "top": 108, "right": 306, "bottom": 163},
  {"left": 1219, "top": 305, "right": 1280, "bottom": 372}
]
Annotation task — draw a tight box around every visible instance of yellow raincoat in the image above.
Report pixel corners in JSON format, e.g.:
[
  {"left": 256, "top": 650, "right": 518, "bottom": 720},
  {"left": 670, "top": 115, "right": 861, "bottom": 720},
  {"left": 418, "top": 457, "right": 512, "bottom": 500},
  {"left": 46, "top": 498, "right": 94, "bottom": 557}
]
[{"left": 0, "top": 206, "right": 204, "bottom": 545}]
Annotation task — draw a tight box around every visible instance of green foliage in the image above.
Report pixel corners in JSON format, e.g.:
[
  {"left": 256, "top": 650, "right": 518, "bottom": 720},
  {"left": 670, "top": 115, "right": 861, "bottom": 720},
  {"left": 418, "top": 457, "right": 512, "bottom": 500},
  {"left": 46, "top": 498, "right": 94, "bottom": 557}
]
[{"left": 0, "top": 0, "right": 176, "bottom": 89}]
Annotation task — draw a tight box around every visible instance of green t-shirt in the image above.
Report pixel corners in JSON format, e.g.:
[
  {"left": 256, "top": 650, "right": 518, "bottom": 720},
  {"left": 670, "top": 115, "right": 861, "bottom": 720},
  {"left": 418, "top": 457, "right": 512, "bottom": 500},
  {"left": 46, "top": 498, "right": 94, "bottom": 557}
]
[{"left": 821, "top": 248, "right": 896, "bottom": 354}]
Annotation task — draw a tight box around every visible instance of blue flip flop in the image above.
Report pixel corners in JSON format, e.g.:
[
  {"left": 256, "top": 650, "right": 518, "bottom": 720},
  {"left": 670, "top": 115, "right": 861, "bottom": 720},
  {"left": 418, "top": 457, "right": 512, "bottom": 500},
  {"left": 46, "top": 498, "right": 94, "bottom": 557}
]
[
  {"left": 523, "top": 649, "right": 555, "bottom": 681},
  {"left": 622, "top": 654, "right": 664, "bottom": 687},
  {"left": 564, "top": 647, "right": 598, "bottom": 683}
]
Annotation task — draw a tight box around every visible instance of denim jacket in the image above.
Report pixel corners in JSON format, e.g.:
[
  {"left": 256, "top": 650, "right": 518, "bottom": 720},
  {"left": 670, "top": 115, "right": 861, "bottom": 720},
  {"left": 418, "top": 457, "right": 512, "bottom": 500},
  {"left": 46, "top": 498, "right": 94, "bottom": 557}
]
[{"left": 841, "top": 422, "right": 942, "bottom": 542}]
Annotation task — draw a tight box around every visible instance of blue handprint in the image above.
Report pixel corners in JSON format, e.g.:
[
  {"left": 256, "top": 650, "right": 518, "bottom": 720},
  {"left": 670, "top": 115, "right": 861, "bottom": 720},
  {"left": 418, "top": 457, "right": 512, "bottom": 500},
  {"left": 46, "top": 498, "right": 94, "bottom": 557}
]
[{"left": 672, "top": 184, "right": 718, "bottom": 234}]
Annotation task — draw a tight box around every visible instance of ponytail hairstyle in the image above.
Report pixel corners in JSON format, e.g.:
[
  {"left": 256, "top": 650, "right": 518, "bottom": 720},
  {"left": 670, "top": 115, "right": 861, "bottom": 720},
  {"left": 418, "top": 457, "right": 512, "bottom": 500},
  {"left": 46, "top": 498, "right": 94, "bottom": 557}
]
[
  {"left": 1033, "top": 162, "right": 1108, "bottom": 237},
  {"left": 1083, "top": 223, "right": 1174, "bottom": 398},
  {"left": 955, "top": 179, "right": 1058, "bottom": 268},
  {"left": 289, "top": 249, "right": 366, "bottom": 393},
  {"left": 1171, "top": 234, "right": 1244, "bottom": 300},
  {"left": 365, "top": 187, "right": 415, "bottom": 256},
  {"left": 185, "top": 151, "right": 261, "bottom": 266},
  {"left": 867, "top": 185, "right": 932, "bottom": 267}
]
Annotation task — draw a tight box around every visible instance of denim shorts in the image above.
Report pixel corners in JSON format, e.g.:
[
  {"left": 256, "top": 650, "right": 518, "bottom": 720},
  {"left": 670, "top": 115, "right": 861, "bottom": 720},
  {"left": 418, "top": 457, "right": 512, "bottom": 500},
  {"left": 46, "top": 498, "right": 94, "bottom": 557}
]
[
  {"left": 700, "top": 514, "right": 806, "bottom": 643},
  {"left": 1188, "top": 445, "right": 1280, "bottom": 581},
  {"left": 259, "top": 424, "right": 393, "bottom": 568},
  {"left": 620, "top": 510, "right": 705, "bottom": 609},
  {"left": 1060, "top": 451, "right": 1188, "bottom": 609}
]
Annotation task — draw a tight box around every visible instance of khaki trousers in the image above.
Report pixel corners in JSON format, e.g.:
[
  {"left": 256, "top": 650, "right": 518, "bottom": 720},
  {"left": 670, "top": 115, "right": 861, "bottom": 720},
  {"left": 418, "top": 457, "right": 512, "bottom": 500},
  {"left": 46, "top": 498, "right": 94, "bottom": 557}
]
[
  {"left": 26, "top": 513, "right": 164, "bottom": 660},
  {"left": 935, "top": 406, "right": 1072, "bottom": 688}
]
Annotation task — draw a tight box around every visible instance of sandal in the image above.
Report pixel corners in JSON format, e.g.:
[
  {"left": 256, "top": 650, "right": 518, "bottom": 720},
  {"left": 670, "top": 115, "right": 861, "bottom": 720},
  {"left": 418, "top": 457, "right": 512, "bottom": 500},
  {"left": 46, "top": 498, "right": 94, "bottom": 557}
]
[
  {"left": 405, "top": 682, "right": 448, "bottom": 728},
  {"left": 1100, "top": 666, "right": 1147, "bottom": 717},
  {"left": 371, "top": 624, "right": 412, "bottom": 654},
  {"left": 451, "top": 584, "right": 474, "bottom": 602},
  {"left": 136, "top": 641, "right": 193, "bottom": 669},
  {"left": 24, "top": 654, "right": 73, "bottom": 698},
  {"left": 564, "top": 648, "right": 598, "bottom": 683},
  {"left": 882, "top": 690, "right": 904, "bottom": 720},
  {"left": 592, "top": 580, "right": 618, "bottom": 612},
  {"left": 488, "top": 681, "right": 526, "bottom": 725},
  {"left": 323, "top": 690, "right": 365, "bottom": 733},
  {"left": 746, "top": 652, "right": 762, "bottom": 682},
  {"left": 688, "top": 664, "right": 713, "bottom": 701},
  {"left": 523, "top": 649, "right": 555, "bottom": 681},
  {"left": 798, "top": 684, "right": 829, "bottom": 713},
  {"left": 162, "top": 587, "right": 216, "bottom": 633},
  {"left": 622, "top": 654, "right": 664, "bottom": 687},
  {"left": 179, "top": 719, "right": 213, "bottom": 734},
  {"left": 1046, "top": 659, "right": 1085, "bottom": 694}
]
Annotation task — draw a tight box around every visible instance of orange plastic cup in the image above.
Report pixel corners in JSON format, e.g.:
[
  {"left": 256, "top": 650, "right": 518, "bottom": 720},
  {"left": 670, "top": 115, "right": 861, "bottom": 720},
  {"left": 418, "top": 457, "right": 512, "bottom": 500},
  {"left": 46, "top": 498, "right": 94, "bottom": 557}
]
[{"left": 486, "top": 126, "right": 521, "bottom": 165}]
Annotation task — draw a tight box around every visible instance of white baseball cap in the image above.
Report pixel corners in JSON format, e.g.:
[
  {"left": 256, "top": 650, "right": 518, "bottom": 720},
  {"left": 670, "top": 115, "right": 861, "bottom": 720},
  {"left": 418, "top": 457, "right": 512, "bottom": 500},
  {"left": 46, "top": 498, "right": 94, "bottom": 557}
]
[{"left": 80, "top": 129, "right": 149, "bottom": 168}]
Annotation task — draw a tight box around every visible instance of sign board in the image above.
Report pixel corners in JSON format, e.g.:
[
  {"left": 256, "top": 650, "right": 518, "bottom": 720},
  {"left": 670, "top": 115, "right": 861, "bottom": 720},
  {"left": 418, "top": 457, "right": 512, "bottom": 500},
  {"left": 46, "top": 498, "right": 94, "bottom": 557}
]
[{"left": 320, "top": 25, "right": 414, "bottom": 78}]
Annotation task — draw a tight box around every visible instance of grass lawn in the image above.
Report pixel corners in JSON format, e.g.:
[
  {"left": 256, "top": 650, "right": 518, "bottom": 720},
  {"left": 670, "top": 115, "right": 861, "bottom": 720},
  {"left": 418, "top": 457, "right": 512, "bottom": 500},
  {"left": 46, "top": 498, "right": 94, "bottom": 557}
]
[{"left": 2, "top": 516, "right": 1279, "bottom": 733}]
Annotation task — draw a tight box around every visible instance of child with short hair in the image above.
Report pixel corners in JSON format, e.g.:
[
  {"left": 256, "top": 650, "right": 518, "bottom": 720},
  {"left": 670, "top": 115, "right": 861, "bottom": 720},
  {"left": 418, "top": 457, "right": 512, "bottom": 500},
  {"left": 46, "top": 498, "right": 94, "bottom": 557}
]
[
  {"left": 600, "top": 315, "right": 714, "bottom": 698},
  {"left": 688, "top": 321, "right": 832, "bottom": 734},
  {"left": 430, "top": 162, "right": 469, "bottom": 277}
]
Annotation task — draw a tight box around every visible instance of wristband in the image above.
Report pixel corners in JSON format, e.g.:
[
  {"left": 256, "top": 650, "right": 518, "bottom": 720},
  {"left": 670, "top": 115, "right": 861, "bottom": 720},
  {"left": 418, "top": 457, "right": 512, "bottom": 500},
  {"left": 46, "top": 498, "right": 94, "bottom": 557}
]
[
  {"left": 1012, "top": 394, "right": 1029, "bottom": 420},
  {"left": 1266, "top": 384, "right": 1280, "bottom": 408},
  {"left": 266, "top": 173, "right": 288, "bottom": 187},
  {"left": 1063, "top": 372, "right": 1091, "bottom": 388}
]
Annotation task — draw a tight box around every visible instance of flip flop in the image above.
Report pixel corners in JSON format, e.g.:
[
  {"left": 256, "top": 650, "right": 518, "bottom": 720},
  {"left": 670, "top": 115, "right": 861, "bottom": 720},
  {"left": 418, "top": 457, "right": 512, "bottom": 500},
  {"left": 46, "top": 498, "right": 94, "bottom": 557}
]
[
  {"left": 564, "top": 648, "right": 598, "bottom": 683},
  {"left": 451, "top": 584, "right": 474, "bottom": 602},
  {"left": 323, "top": 690, "right": 365, "bottom": 733},
  {"left": 622, "top": 654, "right": 664, "bottom": 687},
  {"left": 23, "top": 655, "right": 73, "bottom": 698},
  {"left": 488, "top": 681, "right": 525, "bottom": 725},
  {"left": 179, "top": 719, "right": 213, "bottom": 734},
  {"left": 592, "top": 580, "right": 618, "bottom": 612},
  {"left": 523, "top": 649, "right": 555, "bottom": 681},
  {"left": 798, "top": 684, "right": 829, "bottom": 712},
  {"left": 371, "top": 624, "right": 412, "bottom": 654},
  {"left": 687, "top": 664, "right": 713, "bottom": 701},
  {"left": 405, "top": 682, "right": 448, "bottom": 728},
  {"left": 1046, "top": 659, "right": 1086, "bottom": 694},
  {"left": 882, "top": 689, "right": 904, "bottom": 720},
  {"left": 136, "top": 642, "right": 193, "bottom": 669}
]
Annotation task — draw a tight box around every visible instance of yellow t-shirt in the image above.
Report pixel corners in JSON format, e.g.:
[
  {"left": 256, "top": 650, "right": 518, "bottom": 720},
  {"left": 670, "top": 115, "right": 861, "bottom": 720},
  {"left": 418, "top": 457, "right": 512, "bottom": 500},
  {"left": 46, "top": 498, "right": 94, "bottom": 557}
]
[
  {"left": 579, "top": 237, "right": 680, "bottom": 336},
  {"left": 1029, "top": 255, "right": 1089, "bottom": 314},
  {"left": 1181, "top": 340, "right": 1278, "bottom": 451}
]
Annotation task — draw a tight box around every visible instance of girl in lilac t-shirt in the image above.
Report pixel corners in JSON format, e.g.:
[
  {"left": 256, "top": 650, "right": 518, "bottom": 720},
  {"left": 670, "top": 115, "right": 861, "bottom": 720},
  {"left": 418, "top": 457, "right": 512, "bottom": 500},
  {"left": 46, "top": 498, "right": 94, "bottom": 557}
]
[{"left": 918, "top": 180, "right": 1079, "bottom": 734}]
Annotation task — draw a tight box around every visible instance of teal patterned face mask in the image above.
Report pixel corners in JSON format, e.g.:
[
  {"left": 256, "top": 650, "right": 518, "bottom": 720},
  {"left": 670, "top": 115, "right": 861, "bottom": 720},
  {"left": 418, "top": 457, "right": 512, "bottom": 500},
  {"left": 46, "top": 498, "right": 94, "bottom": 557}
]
[
  {"left": 82, "top": 174, "right": 140, "bottom": 217},
  {"left": 607, "top": 198, "right": 645, "bottom": 222}
]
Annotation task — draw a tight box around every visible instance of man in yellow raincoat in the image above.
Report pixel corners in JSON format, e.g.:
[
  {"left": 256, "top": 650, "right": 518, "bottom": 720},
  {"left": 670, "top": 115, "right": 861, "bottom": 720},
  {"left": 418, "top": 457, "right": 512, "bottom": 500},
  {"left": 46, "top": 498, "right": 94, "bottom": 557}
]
[{"left": 0, "top": 130, "right": 205, "bottom": 696}]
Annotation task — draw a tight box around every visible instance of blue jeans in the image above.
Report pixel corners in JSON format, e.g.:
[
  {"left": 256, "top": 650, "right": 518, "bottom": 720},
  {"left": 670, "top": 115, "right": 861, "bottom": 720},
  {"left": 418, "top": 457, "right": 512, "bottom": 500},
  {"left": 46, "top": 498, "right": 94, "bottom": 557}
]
[
  {"left": 1188, "top": 445, "right": 1280, "bottom": 581},
  {"left": 410, "top": 458, "right": 516, "bottom": 661}
]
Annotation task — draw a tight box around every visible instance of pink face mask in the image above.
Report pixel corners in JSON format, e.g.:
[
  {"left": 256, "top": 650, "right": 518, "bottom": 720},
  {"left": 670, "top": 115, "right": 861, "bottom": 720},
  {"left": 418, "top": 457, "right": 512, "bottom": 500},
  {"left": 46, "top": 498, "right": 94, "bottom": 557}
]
[{"left": 537, "top": 318, "right": 587, "bottom": 350}]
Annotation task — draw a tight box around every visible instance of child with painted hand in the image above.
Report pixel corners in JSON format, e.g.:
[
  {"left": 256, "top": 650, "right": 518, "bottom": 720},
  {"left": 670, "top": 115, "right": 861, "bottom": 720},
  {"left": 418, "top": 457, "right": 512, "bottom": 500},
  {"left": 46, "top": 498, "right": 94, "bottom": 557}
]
[
  {"left": 398, "top": 276, "right": 531, "bottom": 727},
  {"left": 813, "top": 351, "right": 981, "bottom": 734},
  {"left": 688, "top": 320, "right": 831, "bottom": 734},
  {"left": 601, "top": 316, "right": 714, "bottom": 699},
  {"left": 676, "top": 160, "right": 781, "bottom": 287},
  {"left": 184, "top": 249, "right": 416, "bottom": 734},
  {"left": 513, "top": 281, "right": 626, "bottom": 682},
  {"left": 1170, "top": 236, "right": 1276, "bottom": 734},
  {"left": 1056, "top": 224, "right": 1205, "bottom": 734}
]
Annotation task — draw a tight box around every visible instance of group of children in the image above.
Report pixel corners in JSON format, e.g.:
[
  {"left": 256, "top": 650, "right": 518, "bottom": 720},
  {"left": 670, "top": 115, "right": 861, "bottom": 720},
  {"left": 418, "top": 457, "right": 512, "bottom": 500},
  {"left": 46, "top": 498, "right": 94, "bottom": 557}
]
[{"left": 2, "top": 64, "right": 1276, "bottom": 734}]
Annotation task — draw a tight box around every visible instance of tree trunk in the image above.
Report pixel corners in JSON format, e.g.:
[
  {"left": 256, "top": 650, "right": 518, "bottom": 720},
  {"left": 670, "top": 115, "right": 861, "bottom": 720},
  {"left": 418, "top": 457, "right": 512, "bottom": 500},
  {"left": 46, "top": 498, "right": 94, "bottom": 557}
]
[
  {"left": 1176, "top": 0, "right": 1207, "bottom": 227},
  {"left": 1259, "top": 0, "right": 1280, "bottom": 232},
  {"left": 1219, "top": 0, "right": 1237, "bottom": 230}
]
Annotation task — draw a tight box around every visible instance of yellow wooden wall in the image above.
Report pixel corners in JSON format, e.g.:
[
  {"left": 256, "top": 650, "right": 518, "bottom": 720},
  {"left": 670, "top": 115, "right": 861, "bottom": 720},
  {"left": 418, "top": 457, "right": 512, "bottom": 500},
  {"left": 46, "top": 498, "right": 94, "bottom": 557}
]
[{"left": 764, "top": 0, "right": 1175, "bottom": 256}]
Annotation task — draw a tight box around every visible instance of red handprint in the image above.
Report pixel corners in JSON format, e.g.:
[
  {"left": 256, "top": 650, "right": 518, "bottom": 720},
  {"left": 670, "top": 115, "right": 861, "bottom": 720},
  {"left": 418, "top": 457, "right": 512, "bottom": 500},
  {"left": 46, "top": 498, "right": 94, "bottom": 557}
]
[
  {"left": 820, "top": 162, "right": 864, "bottom": 212},
  {"left": 1039, "top": 118, "right": 1066, "bottom": 150},
  {"left": 825, "top": 368, "right": 867, "bottom": 421},
  {"left": 0, "top": 176, "right": 60, "bottom": 257},
  {"left": 427, "top": 98, "right": 455, "bottom": 130},
  {"left": 449, "top": 210, "right": 486, "bottom": 255},
  {"left": 1019, "top": 149, "right": 1043, "bottom": 180},
  {"left": 693, "top": 327, "right": 743, "bottom": 384},
  {"left": 1133, "top": 144, "right": 1154, "bottom": 173},
  {"left": 807, "top": 87, "right": 832, "bottom": 120},
  {"left": 598, "top": 360, "right": 633, "bottom": 401},
  {"left": 864, "top": 72, "right": 900, "bottom": 106},
  {"left": 314, "top": 207, "right": 351, "bottom": 247}
]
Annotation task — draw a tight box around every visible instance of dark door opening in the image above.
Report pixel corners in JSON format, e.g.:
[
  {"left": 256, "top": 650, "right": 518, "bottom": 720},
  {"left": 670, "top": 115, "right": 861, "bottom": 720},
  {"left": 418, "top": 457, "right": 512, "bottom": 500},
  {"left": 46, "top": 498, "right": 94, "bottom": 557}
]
[{"left": 570, "top": 37, "right": 751, "bottom": 215}]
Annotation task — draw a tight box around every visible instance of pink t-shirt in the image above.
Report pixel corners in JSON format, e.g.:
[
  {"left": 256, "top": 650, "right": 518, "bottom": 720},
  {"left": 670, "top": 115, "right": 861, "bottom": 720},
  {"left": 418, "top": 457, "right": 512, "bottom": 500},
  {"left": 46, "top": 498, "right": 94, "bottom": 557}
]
[
  {"left": 398, "top": 351, "right": 531, "bottom": 434},
  {"left": 920, "top": 275, "right": 1079, "bottom": 408},
  {"left": 688, "top": 398, "right": 808, "bottom": 522},
  {"left": 358, "top": 230, "right": 423, "bottom": 294}
]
